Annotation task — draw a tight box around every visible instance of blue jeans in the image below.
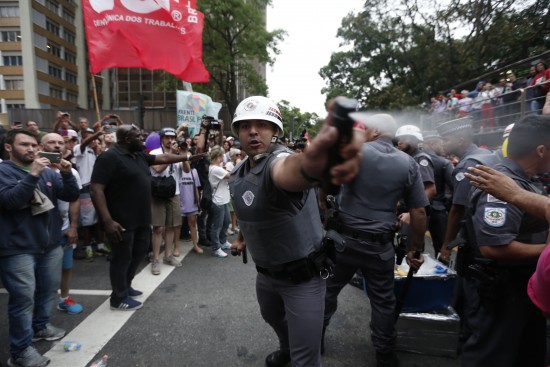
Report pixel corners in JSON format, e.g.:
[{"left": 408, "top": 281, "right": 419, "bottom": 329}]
[
  {"left": 208, "top": 203, "right": 229, "bottom": 250},
  {"left": 0, "top": 246, "right": 63, "bottom": 356}
]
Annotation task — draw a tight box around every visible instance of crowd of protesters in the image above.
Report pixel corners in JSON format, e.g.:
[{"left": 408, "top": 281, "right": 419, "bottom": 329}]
[{"left": 428, "top": 60, "right": 550, "bottom": 131}]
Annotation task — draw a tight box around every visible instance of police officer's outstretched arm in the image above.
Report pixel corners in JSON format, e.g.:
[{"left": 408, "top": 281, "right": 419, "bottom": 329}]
[{"left": 272, "top": 100, "right": 364, "bottom": 192}]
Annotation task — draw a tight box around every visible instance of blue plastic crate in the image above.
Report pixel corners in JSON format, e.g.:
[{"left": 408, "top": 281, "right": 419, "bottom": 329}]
[{"left": 364, "top": 254, "right": 457, "bottom": 313}]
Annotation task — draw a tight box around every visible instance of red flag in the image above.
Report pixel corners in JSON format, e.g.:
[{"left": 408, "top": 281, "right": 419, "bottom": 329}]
[{"left": 82, "top": 0, "right": 209, "bottom": 82}]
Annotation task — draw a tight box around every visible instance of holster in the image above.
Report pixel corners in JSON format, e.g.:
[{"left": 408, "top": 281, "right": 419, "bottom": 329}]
[{"left": 468, "top": 263, "right": 509, "bottom": 307}]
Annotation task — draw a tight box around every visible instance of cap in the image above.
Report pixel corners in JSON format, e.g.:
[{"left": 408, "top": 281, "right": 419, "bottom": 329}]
[
  {"left": 229, "top": 148, "right": 241, "bottom": 158},
  {"left": 422, "top": 130, "right": 441, "bottom": 141},
  {"left": 349, "top": 113, "right": 397, "bottom": 136},
  {"left": 159, "top": 127, "right": 176, "bottom": 137},
  {"left": 528, "top": 246, "right": 550, "bottom": 314},
  {"left": 436, "top": 118, "right": 473, "bottom": 137},
  {"left": 85, "top": 128, "right": 95, "bottom": 134},
  {"left": 67, "top": 129, "right": 78, "bottom": 138}
]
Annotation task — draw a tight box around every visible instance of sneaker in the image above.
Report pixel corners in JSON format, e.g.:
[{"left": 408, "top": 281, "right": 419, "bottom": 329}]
[
  {"left": 7, "top": 346, "right": 49, "bottom": 367},
  {"left": 226, "top": 228, "right": 235, "bottom": 235},
  {"left": 110, "top": 296, "right": 143, "bottom": 311},
  {"left": 221, "top": 241, "right": 232, "bottom": 250},
  {"left": 151, "top": 259, "right": 160, "bottom": 275},
  {"left": 128, "top": 287, "right": 143, "bottom": 298},
  {"left": 85, "top": 248, "right": 94, "bottom": 261},
  {"left": 57, "top": 297, "right": 83, "bottom": 315},
  {"left": 212, "top": 248, "right": 228, "bottom": 258},
  {"left": 233, "top": 226, "right": 240, "bottom": 232},
  {"left": 32, "top": 324, "right": 65, "bottom": 342},
  {"left": 163, "top": 255, "right": 182, "bottom": 267},
  {"left": 96, "top": 245, "right": 111, "bottom": 255}
]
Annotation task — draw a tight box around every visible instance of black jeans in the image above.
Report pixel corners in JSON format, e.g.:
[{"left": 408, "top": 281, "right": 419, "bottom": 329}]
[{"left": 109, "top": 225, "right": 151, "bottom": 304}]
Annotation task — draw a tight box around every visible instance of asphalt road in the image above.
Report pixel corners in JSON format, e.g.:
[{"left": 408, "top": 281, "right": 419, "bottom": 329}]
[{"left": 0, "top": 236, "right": 461, "bottom": 367}]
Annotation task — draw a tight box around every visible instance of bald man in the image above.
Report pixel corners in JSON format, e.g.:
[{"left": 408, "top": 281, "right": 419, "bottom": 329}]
[
  {"left": 323, "top": 113, "right": 427, "bottom": 367},
  {"left": 90, "top": 124, "right": 205, "bottom": 311}
]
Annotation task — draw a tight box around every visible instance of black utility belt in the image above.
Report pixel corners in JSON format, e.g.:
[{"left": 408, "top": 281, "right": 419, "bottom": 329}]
[
  {"left": 256, "top": 256, "right": 319, "bottom": 284},
  {"left": 339, "top": 226, "right": 394, "bottom": 243}
]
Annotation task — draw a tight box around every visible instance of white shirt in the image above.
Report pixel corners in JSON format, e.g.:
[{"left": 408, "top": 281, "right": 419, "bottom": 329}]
[
  {"left": 149, "top": 147, "right": 182, "bottom": 195},
  {"left": 209, "top": 164, "right": 230, "bottom": 205},
  {"left": 73, "top": 144, "right": 96, "bottom": 185}
]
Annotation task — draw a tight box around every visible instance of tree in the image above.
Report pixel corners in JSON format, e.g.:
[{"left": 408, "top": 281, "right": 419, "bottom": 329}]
[
  {"left": 320, "top": 0, "right": 550, "bottom": 110},
  {"left": 277, "top": 100, "right": 323, "bottom": 140},
  {"left": 195, "top": 0, "right": 286, "bottom": 117}
]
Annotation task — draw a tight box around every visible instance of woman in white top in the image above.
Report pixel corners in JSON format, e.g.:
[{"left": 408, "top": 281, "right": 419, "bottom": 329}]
[{"left": 207, "top": 148, "right": 232, "bottom": 258}]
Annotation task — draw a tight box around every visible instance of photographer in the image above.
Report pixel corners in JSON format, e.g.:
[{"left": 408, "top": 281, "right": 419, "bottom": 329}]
[{"left": 192, "top": 116, "right": 224, "bottom": 247}]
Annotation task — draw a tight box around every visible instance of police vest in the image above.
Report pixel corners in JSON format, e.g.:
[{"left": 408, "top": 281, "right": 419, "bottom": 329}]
[
  {"left": 340, "top": 140, "right": 412, "bottom": 226},
  {"left": 229, "top": 151, "right": 323, "bottom": 269},
  {"left": 427, "top": 152, "right": 452, "bottom": 206}
]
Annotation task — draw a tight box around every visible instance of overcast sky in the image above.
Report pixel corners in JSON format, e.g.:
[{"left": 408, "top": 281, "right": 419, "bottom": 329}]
[{"left": 265, "top": 0, "right": 365, "bottom": 117}]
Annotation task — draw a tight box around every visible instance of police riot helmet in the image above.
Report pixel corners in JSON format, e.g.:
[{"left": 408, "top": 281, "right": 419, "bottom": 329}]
[{"left": 232, "top": 96, "right": 284, "bottom": 138}]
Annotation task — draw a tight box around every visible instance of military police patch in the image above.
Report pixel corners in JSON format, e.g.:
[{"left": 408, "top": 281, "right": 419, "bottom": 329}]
[
  {"left": 455, "top": 172, "right": 465, "bottom": 181},
  {"left": 420, "top": 160, "right": 429, "bottom": 167},
  {"left": 242, "top": 190, "right": 254, "bottom": 206},
  {"left": 484, "top": 207, "right": 506, "bottom": 227}
]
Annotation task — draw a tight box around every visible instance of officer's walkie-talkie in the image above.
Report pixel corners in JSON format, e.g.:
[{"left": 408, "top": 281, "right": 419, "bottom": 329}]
[{"left": 321, "top": 97, "right": 359, "bottom": 195}]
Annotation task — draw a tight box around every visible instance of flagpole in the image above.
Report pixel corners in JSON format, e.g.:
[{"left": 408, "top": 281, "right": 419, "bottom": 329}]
[{"left": 90, "top": 69, "right": 101, "bottom": 122}]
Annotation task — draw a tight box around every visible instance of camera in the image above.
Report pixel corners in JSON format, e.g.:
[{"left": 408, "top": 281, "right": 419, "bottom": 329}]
[
  {"left": 39, "top": 151, "right": 61, "bottom": 163},
  {"left": 201, "top": 115, "right": 221, "bottom": 131},
  {"left": 176, "top": 140, "right": 188, "bottom": 150},
  {"left": 109, "top": 114, "right": 117, "bottom": 118}
]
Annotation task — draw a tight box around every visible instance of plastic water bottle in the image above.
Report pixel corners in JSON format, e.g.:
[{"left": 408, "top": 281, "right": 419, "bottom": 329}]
[
  {"left": 90, "top": 355, "right": 108, "bottom": 367},
  {"left": 63, "top": 341, "right": 81, "bottom": 351}
]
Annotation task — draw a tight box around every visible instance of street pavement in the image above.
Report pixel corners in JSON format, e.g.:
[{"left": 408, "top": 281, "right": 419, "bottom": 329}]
[{"left": 0, "top": 236, "right": 460, "bottom": 367}]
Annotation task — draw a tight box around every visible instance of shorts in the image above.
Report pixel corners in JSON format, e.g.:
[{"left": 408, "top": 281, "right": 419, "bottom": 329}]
[
  {"left": 227, "top": 199, "right": 234, "bottom": 213},
  {"left": 152, "top": 195, "right": 182, "bottom": 227},
  {"left": 181, "top": 210, "right": 199, "bottom": 217},
  {"left": 79, "top": 191, "right": 98, "bottom": 227},
  {"left": 60, "top": 236, "right": 74, "bottom": 270}
]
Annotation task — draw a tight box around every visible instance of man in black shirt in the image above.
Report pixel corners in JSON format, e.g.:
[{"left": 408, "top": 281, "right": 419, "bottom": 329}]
[{"left": 91, "top": 124, "right": 203, "bottom": 310}]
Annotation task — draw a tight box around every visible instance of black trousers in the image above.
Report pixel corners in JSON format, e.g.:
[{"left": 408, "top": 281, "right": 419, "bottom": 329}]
[
  {"left": 109, "top": 225, "right": 151, "bottom": 303},
  {"left": 428, "top": 208, "right": 447, "bottom": 257},
  {"left": 461, "top": 276, "right": 546, "bottom": 367}
]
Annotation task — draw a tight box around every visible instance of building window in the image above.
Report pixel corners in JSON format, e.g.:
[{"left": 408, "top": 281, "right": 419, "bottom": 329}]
[
  {"left": 48, "top": 42, "right": 62, "bottom": 58},
  {"left": 62, "top": 8, "right": 75, "bottom": 23},
  {"left": 63, "top": 30, "right": 75, "bottom": 44},
  {"left": 2, "top": 55, "right": 22, "bottom": 66},
  {"left": 48, "top": 64, "right": 63, "bottom": 78},
  {"left": 46, "top": 19, "right": 60, "bottom": 37},
  {"left": 3, "top": 78, "right": 24, "bottom": 90},
  {"left": 50, "top": 86, "right": 63, "bottom": 99},
  {"left": 67, "top": 91, "right": 78, "bottom": 103},
  {"left": 0, "top": 6, "right": 19, "bottom": 17},
  {"left": 46, "top": 0, "right": 59, "bottom": 14},
  {"left": 7, "top": 103, "right": 25, "bottom": 109},
  {"left": 65, "top": 71, "right": 77, "bottom": 84},
  {"left": 64, "top": 50, "right": 76, "bottom": 64},
  {"left": 0, "top": 30, "right": 21, "bottom": 42}
]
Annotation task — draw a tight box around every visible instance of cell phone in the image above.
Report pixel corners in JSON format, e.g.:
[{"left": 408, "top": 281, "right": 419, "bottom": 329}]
[{"left": 39, "top": 152, "right": 61, "bottom": 163}]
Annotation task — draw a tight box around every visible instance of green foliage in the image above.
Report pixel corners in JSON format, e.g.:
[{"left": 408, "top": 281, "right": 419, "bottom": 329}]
[
  {"left": 277, "top": 100, "right": 323, "bottom": 140},
  {"left": 196, "top": 0, "right": 286, "bottom": 116},
  {"left": 156, "top": 0, "right": 285, "bottom": 117},
  {"left": 320, "top": 0, "right": 550, "bottom": 110}
]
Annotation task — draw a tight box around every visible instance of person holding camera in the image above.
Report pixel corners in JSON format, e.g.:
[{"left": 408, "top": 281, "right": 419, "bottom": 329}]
[
  {"left": 207, "top": 147, "right": 232, "bottom": 258},
  {"left": 0, "top": 129, "right": 79, "bottom": 367},
  {"left": 229, "top": 96, "right": 363, "bottom": 367},
  {"left": 149, "top": 127, "right": 184, "bottom": 275}
]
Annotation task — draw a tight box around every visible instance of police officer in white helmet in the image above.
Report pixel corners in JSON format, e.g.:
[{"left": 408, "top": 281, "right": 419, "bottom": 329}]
[{"left": 229, "top": 96, "right": 363, "bottom": 367}]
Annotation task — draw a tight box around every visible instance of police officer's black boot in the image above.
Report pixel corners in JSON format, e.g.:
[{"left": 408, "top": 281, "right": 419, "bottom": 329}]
[
  {"left": 265, "top": 350, "right": 291, "bottom": 367},
  {"left": 376, "top": 351, "right": 399, "bottom": 367}
]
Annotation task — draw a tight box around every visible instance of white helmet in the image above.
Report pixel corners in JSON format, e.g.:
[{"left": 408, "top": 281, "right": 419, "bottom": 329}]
[
  {"left": 395, "top": 125, "right": 424, "bottom": 142},
  {"left": 232, "top": 96, "right": 284, "bottom": 137}
]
